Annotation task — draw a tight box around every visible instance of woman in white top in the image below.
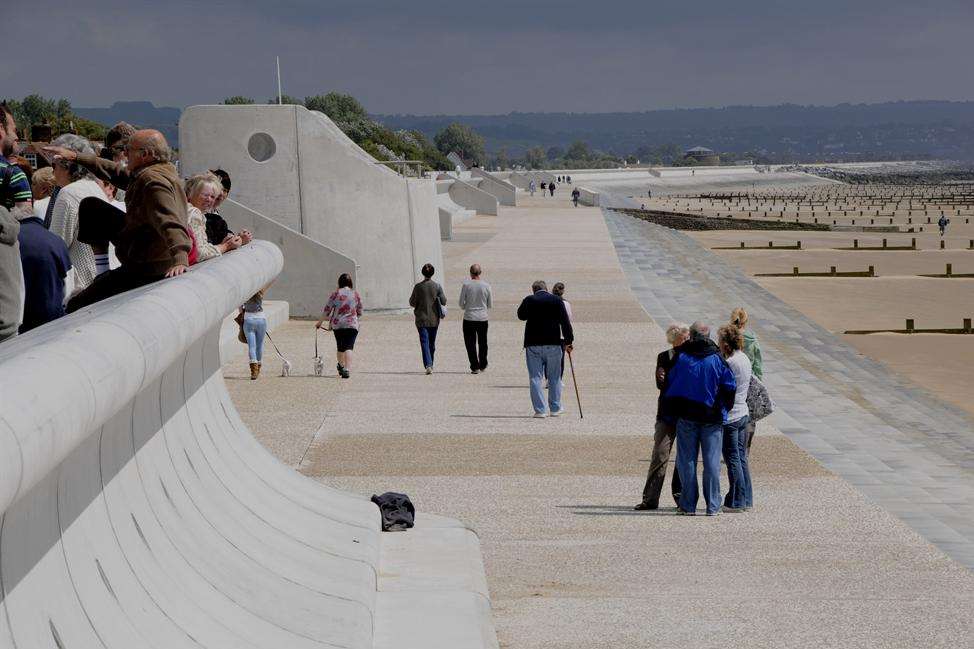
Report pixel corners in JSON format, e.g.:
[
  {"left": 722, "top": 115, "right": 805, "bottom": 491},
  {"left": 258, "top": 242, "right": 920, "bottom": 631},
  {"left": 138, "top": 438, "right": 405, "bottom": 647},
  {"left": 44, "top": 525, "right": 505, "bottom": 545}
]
[
  {"left": 184, "top": 174, "right": 247, "bottom": 262},
  {"left": 717, "top": 324, "right": 753, "bottom": 511}
]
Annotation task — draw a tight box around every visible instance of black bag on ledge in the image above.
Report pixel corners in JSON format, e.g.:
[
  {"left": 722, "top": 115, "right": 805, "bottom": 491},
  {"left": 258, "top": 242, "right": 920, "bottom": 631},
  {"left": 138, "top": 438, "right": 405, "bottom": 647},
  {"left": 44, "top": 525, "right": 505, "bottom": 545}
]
[{"left": 371, "top": 492, "right": 415, "bottom": 532}]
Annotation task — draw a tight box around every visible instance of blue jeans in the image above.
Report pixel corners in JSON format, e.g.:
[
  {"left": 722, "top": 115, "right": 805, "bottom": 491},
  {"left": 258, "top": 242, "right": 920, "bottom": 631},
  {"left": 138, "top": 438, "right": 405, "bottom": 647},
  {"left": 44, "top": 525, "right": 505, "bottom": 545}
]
[
  {"left": 418, "top": 325, "right": 438, "bottom": 368},
  {"left": 243, "top": 316, "right": 267, "bottom": 363},
  {"left": 675, "top": 418, "right": 723, "bottom": 514},
  {"left": 525, "top": 345, "right": 563, "bottom": 414},
  {"left": 722, "top": 415, "right": 750, "bottom": 509}
]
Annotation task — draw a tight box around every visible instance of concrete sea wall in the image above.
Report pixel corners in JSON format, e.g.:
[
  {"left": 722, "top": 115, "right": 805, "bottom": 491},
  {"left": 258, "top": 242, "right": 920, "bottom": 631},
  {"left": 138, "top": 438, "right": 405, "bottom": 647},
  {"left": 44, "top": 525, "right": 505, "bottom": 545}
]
[{"left": 179, "top": 105, "right": 444, "bottom": 312}]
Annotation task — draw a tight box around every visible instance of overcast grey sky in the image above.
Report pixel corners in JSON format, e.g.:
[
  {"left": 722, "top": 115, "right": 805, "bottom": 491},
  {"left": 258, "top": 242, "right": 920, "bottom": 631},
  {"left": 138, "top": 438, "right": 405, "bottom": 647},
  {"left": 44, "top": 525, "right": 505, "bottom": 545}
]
[{"left": 5, "top": 0, "right": 974, "bottom": 114}]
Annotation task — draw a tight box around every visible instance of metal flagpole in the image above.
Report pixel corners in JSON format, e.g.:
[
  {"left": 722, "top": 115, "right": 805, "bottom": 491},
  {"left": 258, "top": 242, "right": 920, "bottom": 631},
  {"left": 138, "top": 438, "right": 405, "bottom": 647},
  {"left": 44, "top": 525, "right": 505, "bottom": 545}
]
[{"left": 276, "top": 56, "right": 283, "bottom": 104}]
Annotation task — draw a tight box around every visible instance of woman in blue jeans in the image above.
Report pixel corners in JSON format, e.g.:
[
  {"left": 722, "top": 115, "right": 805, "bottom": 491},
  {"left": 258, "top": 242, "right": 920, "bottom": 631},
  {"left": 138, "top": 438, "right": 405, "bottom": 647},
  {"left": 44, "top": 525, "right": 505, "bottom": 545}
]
[
  {"left": 408, "top": 263, "right": 446, "bottom": 375},
  {"left": 241, "top": 290, "right": 267, "bottom": 380},
  {"left": 718, "top": 325, "right": 753, "bottom": 510}
]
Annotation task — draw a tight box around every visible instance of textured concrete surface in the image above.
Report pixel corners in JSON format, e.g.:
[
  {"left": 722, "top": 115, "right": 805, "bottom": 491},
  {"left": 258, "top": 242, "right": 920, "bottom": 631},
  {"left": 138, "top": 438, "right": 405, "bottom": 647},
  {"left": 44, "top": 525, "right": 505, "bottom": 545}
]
[
  {"left": 228, "top": 198, "right": 974, "bottom": 648},
  {"left": 0, "top": 241, "right": 496, "bottom": 649}
]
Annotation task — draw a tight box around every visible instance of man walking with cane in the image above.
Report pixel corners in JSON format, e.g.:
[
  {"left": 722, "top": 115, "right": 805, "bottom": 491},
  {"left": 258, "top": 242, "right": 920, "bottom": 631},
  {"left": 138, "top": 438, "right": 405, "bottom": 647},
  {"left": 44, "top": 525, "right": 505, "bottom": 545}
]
[{"left": 517, "top": 280, "right": 574, "bottom": 418}]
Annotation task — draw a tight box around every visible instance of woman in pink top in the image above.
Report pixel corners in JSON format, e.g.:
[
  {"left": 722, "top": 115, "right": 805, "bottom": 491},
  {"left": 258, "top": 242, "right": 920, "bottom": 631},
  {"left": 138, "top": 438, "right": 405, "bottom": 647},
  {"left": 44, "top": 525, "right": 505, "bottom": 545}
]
[{"left": 315, "top": 273, "right": 363, "bottom": 379}]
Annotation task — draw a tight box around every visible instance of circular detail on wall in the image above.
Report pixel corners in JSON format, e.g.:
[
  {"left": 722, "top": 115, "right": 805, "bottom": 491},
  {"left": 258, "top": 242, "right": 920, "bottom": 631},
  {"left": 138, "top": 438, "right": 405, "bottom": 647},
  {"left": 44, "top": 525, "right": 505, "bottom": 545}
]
[{"left": 247, "top": 132, "right": 276, "bottom": 162}]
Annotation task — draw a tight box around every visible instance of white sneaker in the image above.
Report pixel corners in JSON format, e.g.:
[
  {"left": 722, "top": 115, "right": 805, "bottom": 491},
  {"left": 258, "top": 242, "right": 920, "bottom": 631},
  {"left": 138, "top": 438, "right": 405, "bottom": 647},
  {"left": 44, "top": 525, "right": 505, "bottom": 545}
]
[
  {"left": 533, "top": 412, "right": 548, "bottom": 418},
  {"left": 550, "top": 409, "right": 564, "bottom": 417},
  {"left": 425, "top": 367, "right": 432, "bottom": 375}
]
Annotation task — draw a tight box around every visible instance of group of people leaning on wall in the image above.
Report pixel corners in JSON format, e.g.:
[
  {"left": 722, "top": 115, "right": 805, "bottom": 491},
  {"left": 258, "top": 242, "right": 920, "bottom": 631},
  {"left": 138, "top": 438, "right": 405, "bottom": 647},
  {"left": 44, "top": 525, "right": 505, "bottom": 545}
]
[
  {"left": 0, "top": 103, "right": 253, "bottom": 343},
  {"left": 636, "top": 308, "right": 772, "bottom": 516}
]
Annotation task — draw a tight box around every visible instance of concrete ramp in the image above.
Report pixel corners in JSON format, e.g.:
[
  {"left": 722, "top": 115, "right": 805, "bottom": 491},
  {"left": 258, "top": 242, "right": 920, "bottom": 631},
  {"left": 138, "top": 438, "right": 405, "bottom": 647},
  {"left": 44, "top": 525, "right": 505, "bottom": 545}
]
[
  {"left": 179, "top": 105, "right": 444, "bottom": 312},
  {"left": 0, "top": 242, "right": 497, "bottom": 649}
]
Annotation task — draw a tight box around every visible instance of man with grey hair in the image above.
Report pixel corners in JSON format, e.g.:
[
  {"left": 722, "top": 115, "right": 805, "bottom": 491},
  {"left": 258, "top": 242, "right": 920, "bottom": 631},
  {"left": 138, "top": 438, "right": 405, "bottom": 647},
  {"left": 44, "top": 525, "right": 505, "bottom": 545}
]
[
  {"left": 516, "top": 279, "right": 574, "bottom": 417},
  {"left": 43, "top": 129, "right": 191, "bottom": 312},
  {"left": 458, "top": 263, "right": 492, "bottom": 374}
]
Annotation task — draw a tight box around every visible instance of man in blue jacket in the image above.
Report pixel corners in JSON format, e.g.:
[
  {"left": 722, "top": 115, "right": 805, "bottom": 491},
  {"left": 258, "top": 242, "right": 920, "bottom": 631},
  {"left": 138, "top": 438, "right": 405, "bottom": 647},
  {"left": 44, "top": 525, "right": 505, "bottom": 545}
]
[
  {"left": 661, "top": 322, "right": 736, "bottom": 515},
  {"left": 517, "top": 280, "right": 574, "bottom": 417}
]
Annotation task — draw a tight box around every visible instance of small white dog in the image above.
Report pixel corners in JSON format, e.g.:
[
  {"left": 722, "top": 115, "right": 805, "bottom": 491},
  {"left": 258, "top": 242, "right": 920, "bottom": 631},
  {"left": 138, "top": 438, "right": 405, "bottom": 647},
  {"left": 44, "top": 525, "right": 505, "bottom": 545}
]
[
  {"left": 280, "top": 359, "right": 292, "bottom": 377},
  {"left": 313, "top": 356, "right": 324, "bottom": 377}
]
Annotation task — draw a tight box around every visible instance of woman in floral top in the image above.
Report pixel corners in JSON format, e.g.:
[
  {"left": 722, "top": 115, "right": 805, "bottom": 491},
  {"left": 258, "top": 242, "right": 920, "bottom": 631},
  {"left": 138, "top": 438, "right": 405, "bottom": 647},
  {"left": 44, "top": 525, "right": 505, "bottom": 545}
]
[{"left": 315, "top": 273, "right": 363, "bottom": 378}]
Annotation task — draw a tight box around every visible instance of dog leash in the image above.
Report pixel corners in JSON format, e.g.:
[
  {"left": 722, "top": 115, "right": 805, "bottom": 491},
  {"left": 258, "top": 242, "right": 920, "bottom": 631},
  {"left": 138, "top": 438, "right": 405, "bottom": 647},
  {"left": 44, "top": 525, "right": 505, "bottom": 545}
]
[{"left": 264, "top": 331, "right": 289, "bottom": 361}]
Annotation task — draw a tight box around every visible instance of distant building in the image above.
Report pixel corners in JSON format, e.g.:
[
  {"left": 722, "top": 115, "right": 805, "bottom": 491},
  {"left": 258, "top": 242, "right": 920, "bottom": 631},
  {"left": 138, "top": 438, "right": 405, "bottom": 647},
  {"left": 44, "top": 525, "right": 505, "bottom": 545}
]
[{"left": 684, "top": 146, "right": 720, "bottom": 165}]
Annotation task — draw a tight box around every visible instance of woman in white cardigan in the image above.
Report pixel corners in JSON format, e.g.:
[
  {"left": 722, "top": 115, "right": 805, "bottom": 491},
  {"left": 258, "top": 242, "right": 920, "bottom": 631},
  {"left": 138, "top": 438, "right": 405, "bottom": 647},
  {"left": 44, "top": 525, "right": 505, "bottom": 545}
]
[
  {"left": 47, "top": 134, "right": 117, "bottom": 294},
  {"left": 184, "top": 174, "right": 249, "bottom": 262}
]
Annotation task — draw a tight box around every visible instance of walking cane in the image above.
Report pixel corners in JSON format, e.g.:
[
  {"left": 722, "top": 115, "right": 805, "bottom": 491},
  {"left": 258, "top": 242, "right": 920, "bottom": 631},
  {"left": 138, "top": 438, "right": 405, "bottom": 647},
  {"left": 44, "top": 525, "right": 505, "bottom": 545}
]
[{"left": 567, "top": 348, "right": 583, "bottom": 419}]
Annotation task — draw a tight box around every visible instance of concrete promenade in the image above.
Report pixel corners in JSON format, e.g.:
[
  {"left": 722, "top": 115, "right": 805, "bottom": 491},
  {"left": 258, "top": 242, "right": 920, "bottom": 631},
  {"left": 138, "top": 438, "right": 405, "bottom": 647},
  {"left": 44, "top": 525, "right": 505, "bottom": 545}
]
[{"left": 226, "top": 194, "right": 974, "bottom": 648}]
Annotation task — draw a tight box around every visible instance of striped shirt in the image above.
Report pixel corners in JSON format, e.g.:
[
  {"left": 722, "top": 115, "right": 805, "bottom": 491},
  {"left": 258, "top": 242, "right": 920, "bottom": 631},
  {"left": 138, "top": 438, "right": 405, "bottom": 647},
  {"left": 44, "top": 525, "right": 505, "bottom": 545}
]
[{"left": 0, "top": 155, "right": 32, "bottom": 209}]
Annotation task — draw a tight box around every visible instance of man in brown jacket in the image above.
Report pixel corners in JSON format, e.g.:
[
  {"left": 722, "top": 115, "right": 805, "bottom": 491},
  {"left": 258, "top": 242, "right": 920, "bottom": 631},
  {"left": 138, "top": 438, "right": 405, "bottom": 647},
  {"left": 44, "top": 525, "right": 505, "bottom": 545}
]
[{"left": 43, "top": 130, "right": 192, "bottom": 312}]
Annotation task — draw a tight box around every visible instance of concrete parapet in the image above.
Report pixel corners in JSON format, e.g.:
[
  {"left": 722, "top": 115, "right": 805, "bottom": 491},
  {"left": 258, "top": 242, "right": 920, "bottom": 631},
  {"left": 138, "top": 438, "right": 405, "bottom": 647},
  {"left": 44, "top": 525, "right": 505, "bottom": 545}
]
[
  {"left": 448, "top": 178, "right": 499, "bottom": 215},
  {"left": 471, "top": 168, "right": 517, "bottom": 206},
  {"left": 0, "top": 240, "right": 497, "bottom": 649},
  {"left": 577, "top": 186, "right": 602, "bottom": 207},
  {"left": 221, "top": 199, "right": 356, "bottom": 317},
  {"left": 179, "top": 105, "right": 444, "bottom": 310}
]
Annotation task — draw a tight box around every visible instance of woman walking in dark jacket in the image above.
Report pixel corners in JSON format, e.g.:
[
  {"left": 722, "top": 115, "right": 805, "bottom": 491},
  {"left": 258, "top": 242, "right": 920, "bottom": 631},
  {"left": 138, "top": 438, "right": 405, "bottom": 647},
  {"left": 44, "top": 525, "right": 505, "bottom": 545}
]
[{"left": 409, "top": 263, "right": 446, "bottom": 374}]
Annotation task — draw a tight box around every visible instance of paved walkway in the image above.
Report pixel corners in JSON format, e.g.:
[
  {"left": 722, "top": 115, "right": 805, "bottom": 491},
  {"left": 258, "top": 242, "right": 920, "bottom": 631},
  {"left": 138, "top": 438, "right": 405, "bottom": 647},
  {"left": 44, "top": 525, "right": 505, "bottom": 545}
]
[
  {"left": 226, "top": 195, "right": 974, "bottom": 648},
  {"left": 605, "top": 209, "right": 974, "bottom": 568}
]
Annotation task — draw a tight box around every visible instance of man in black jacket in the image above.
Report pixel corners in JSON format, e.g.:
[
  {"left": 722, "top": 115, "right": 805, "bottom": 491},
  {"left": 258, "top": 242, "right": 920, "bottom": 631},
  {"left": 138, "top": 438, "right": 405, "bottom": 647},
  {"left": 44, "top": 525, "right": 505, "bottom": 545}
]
[{"left": 517, "top": 280, "right": 574, "bottom": 417}]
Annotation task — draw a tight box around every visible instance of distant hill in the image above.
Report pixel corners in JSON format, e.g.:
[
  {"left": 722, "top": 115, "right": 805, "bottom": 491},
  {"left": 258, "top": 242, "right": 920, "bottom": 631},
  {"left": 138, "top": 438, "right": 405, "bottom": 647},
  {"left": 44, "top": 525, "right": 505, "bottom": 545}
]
[
  {"left": 70, "top": 100, "right": 974, "bottom": 161},
  {"left": 375, "top": 101, "right": 974, "bottom": 162},
  {"left": 73, "top": 101, "right": 181, "bottom": 147}
]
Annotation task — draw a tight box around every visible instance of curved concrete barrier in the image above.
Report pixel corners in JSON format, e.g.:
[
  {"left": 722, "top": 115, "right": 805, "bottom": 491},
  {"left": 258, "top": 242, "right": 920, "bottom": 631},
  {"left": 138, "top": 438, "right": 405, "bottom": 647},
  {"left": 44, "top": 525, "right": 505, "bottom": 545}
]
[
  {"left": 576, "top": 186, "right": 602, "bottom": 207},
  {"left": 0, "top": 241, "right": 497, "bottom": 649},
  {"left": 179, "top": 105, "right": 444, "bottom": 311},
  {"left": 471, "top": 169, "right": 517, "bottom": 206},
  {"left": 448, "top": 178, "right": 498, "bottom": 216}
]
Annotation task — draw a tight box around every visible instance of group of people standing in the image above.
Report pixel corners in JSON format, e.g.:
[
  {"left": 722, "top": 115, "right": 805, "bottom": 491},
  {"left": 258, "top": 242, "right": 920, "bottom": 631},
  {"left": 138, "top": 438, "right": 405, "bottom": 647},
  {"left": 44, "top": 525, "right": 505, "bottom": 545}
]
[
  {"left": 637, "top": 308, "right": 764, "bottom": 516},
  {"left": 529, "top": 180, "right": 558, "bottom": 197}
]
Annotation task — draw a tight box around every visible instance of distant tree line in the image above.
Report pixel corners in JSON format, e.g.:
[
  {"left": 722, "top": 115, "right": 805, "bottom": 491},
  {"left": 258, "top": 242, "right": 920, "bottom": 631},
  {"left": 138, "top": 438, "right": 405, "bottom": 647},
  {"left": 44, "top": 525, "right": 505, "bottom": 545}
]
[{"left": 1, "top": 94, "right": 108, "bottom": 141}]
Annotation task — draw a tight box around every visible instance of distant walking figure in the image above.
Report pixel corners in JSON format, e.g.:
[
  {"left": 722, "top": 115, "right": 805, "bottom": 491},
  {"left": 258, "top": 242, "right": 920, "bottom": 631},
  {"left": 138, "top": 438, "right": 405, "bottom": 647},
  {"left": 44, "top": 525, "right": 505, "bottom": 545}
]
[
  {"left": 409, "top": 263, "right": 446, "bottom": 374},
  {"left": 529, "top": 180, "right": 537, "bottom": 196},
  {"left": 635, "top": 323, "right": 690, "bottom": 510},
  {"left": 939, "top": 215, "right": 949, "bottom": 237},
  {"left": 517, "top": 280, "right": 574, "bottom": 417},
  {"left": 540, "top": 181, "right": 547, "bottom": 195},
  {"left": 571, "top": 187, "right": 581, "bottom": 207},
  {"left": 316, "top": 273, "right": 363, "bottom": 379},
  {"left": 459, "top": 263, "right": 492, "bottom": 374},
  {"left": 240, "top": 290, "right": 267, "bottom": 380},
  {"left": 566, "top": 175, "right": 572, "bottom": 184},
  {"left": 549, "top": 182, "right": 556, "bottom": 197}
]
